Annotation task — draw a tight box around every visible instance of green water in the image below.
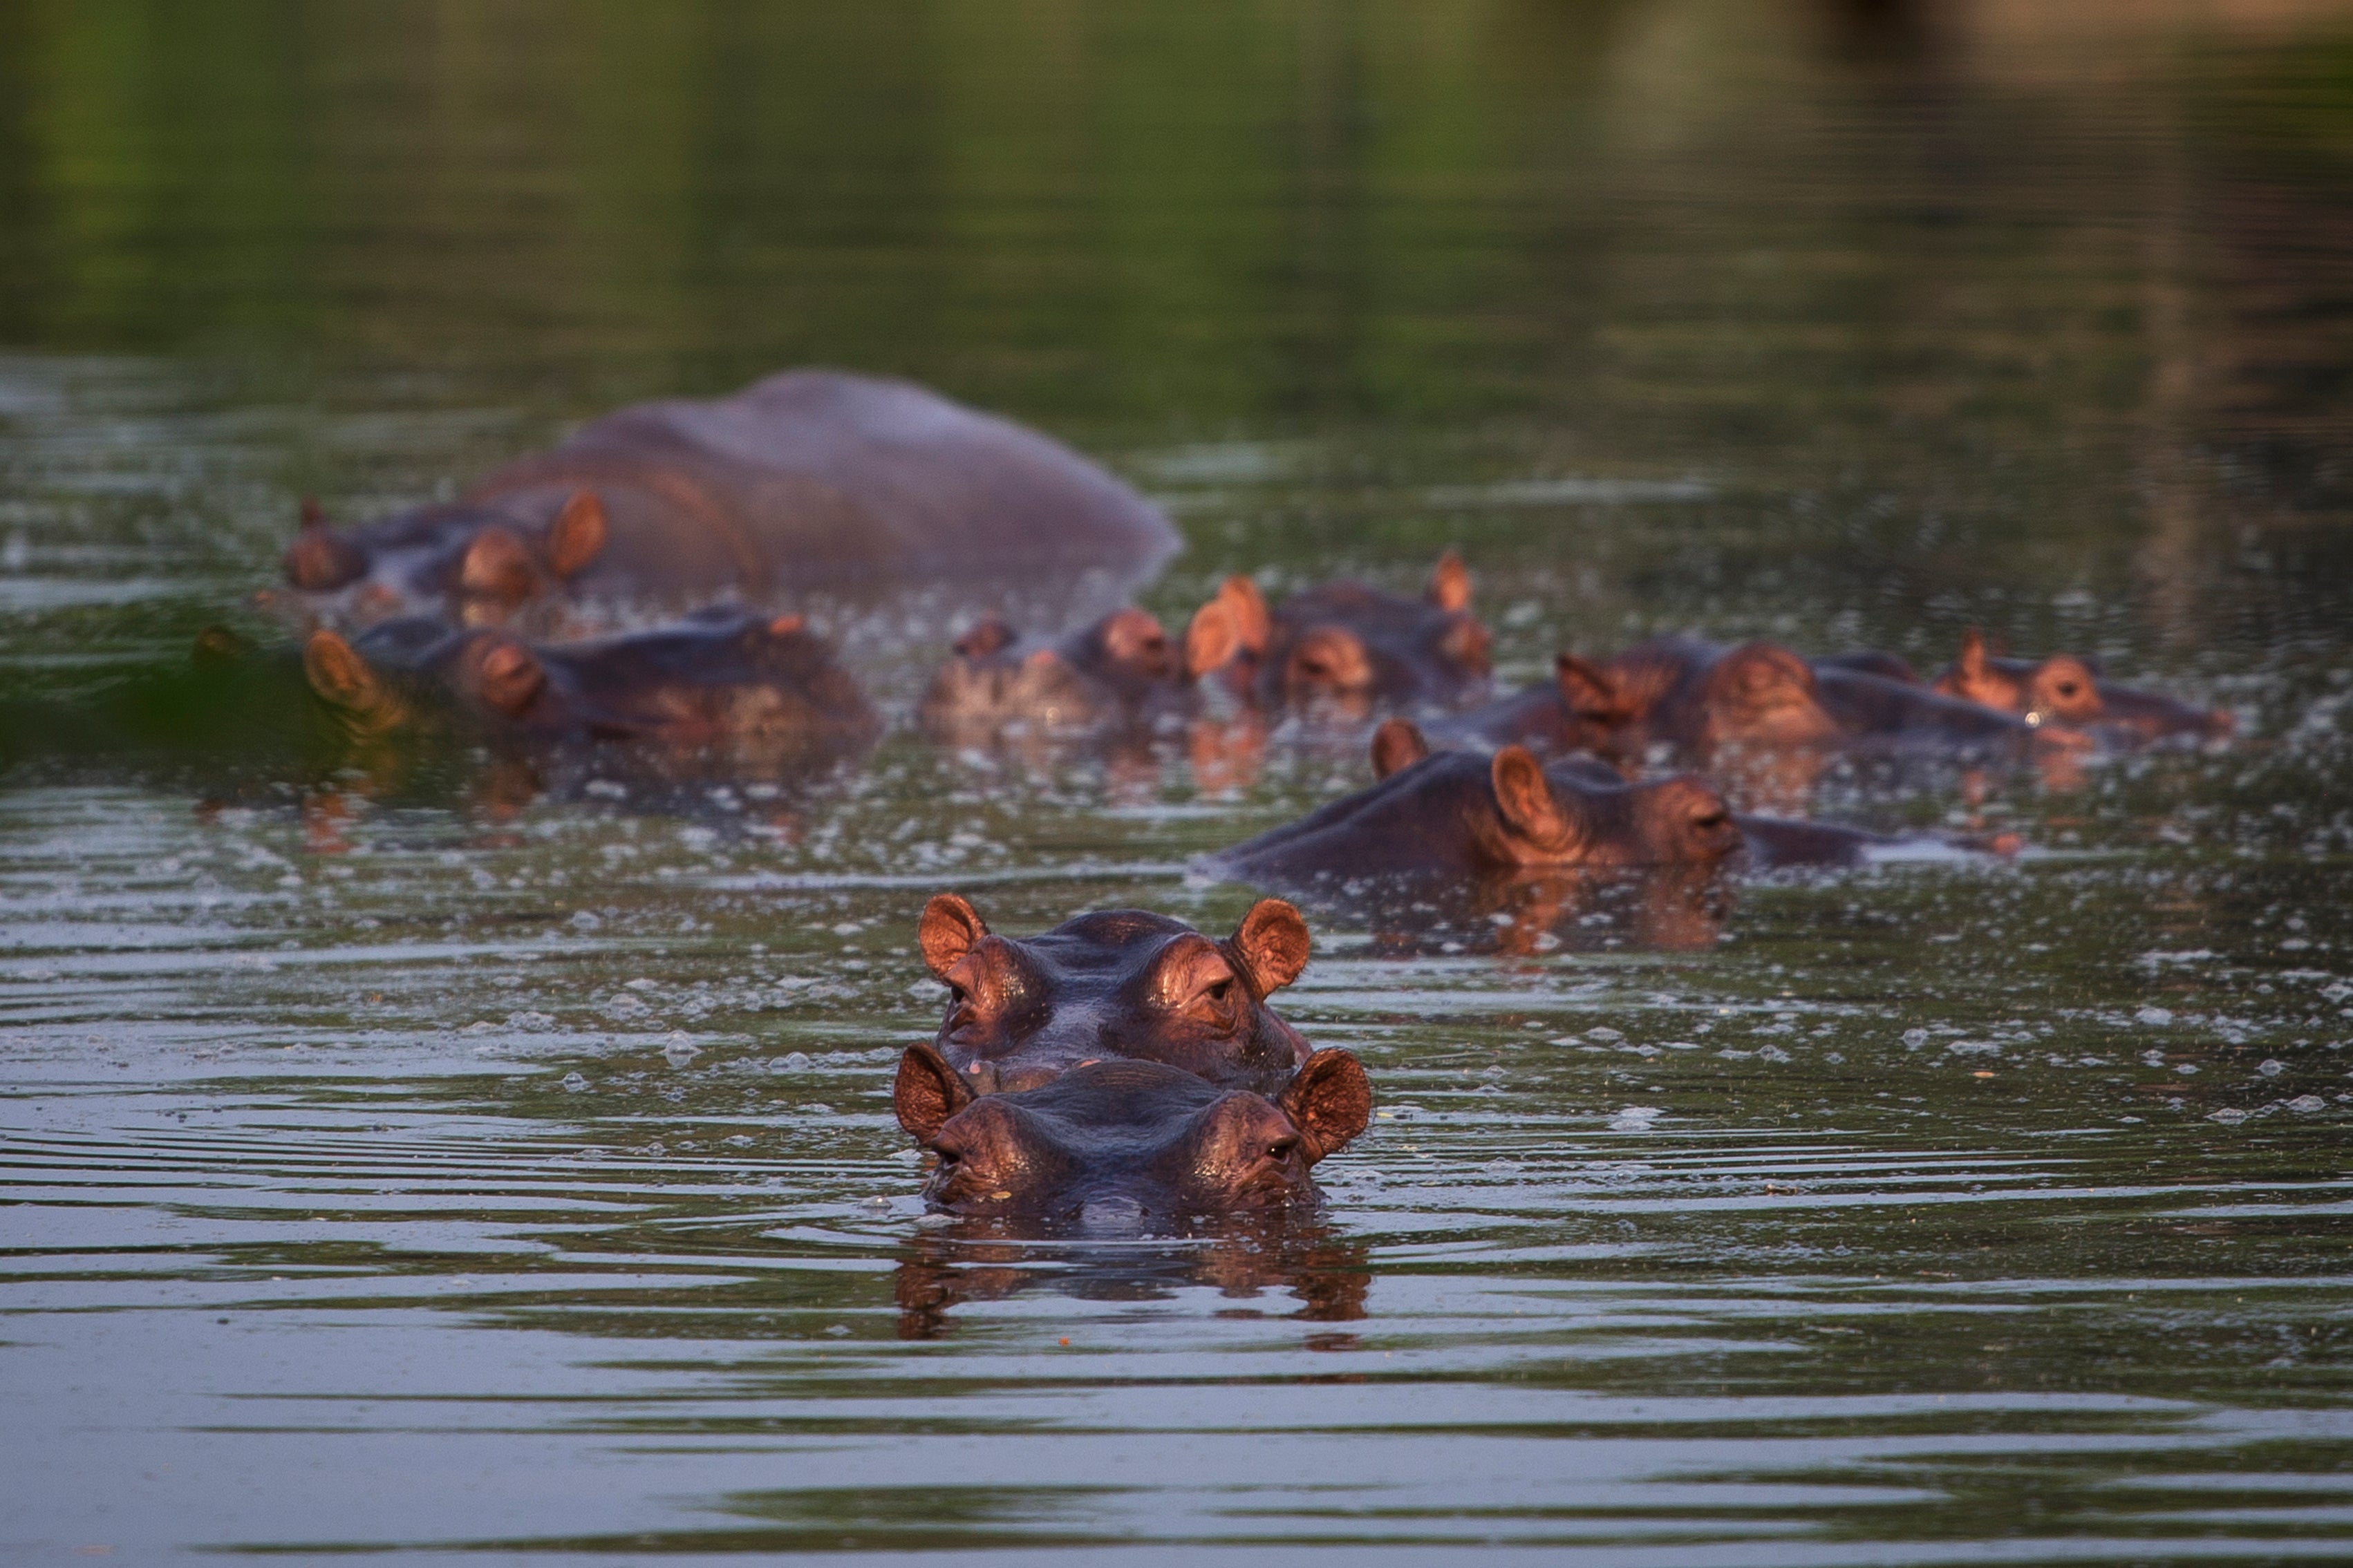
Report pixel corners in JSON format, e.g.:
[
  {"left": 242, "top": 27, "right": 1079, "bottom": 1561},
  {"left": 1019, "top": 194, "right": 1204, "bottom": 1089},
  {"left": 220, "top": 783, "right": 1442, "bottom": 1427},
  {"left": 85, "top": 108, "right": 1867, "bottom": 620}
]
[{"left": 5, "top": 1, "right": 2353, "bottom": 1560}]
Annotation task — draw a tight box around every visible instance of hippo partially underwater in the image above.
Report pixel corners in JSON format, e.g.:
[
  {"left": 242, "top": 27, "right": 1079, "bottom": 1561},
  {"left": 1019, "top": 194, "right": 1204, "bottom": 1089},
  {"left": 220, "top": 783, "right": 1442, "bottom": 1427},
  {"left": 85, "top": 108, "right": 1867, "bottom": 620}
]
[{"left": 281, "top": 370, "right": 1181, "bottom": 626}]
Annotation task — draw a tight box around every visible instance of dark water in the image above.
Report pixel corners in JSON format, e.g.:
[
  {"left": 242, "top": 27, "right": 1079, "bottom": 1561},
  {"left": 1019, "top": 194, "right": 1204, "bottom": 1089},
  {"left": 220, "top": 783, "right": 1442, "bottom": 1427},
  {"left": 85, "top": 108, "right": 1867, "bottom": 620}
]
[{"left": 6, "top": 1, "right": 2353, "bottom": 1560}]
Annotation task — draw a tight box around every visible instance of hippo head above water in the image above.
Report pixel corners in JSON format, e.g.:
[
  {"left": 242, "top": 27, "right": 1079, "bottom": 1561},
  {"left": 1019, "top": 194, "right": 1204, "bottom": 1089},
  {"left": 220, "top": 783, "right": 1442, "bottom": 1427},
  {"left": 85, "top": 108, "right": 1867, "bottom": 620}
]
[
  {"left": 1189, "top": 554, "right": 1492, "bottom": 717},
  {"left": 917, "top": 894, "right": 1315, "bottom": 1094},
  {"left": 893, "top": 1042, "right": 1371, "bottom": 1219},
  {"left": 284, "top": 489, "right": 612, "bottom": 627},
  {"left": 298, "top": 605, "right": 877, "bottom": 761},
  {"left": 919, "top": 596, "right": 1257, "bottom": 738},
  {"left": 1931, "top": 628, "right": 2231, "bottom": 745}
]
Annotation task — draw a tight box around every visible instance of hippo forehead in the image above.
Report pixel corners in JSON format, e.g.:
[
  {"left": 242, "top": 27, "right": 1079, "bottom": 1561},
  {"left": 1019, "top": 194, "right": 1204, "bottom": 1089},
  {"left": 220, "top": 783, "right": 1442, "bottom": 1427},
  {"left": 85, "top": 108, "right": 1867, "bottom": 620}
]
[
  {"left": 961, "top": 1059, "right": 1227, "bottom": 1141},
  {"left": 1023, "top": 910, "right": 1200, "bottom": 975}
]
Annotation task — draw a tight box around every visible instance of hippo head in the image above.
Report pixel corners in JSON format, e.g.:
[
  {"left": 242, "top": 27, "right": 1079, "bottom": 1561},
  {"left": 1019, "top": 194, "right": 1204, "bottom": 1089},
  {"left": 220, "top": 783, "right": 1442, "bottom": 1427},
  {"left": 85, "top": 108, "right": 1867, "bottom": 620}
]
[
  {"left": 1242, "top": 553, "right": 1491, "bottom": 716},
  {"left": 1473, "top": 746, "right": 1743, "bottom": 869},
  {"left": 283, "top": 490, "right": 610, "bottom": 624},
  {"left": 1933, "top": 628, "right": 2231, "bottom": 744},
  {"left": 921, "top": 606, "right": 1218, "bottom": 736},
  {"left": 916, "top": 894, "right": 1314, "bottom": 1094},
  {"left": 1688, "top": 642, "right": 1842, "bottom": 750},
  {"left": 301, "top": 607, "right": 864, "bottom": 752},
  {"left": 894, "top": 1043, "right": 1371, "bottom": 1219}
]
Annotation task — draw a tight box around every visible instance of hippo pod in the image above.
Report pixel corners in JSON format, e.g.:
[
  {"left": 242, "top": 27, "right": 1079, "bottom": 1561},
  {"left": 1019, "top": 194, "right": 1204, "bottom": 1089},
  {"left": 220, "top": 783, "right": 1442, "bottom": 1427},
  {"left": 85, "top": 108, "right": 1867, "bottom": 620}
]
[
  {"left": 281, "top": 370, "right": 1181, "bottom": 625},
  {"left": 917, "top": 894, "right": 1314, "bottom": 1094},
  {"left": 1439, "top": 636, "right": 2042, "bottom": 766},
  {"left": 1927, "top": 627, "right": 2231, "bottom": 746},
  {"left": 1185, "top": 553, "right": 1493, "bottom": 718},
  {"left": 1213, "top": 721, "right": 1888, "bottom": 894},
  {"left": 894, "top": 1043, "right": 1371, "bottom": 1220},
  {"left": 299, "top": 604, "right": 879, "bottom": 765}
]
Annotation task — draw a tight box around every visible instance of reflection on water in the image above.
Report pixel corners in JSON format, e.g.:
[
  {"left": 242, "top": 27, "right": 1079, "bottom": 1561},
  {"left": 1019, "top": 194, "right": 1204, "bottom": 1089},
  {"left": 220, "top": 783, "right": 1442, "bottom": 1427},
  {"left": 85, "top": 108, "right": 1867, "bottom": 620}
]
[{"left": 6, "top": 0, "right": 2353, "bottom": 1560}]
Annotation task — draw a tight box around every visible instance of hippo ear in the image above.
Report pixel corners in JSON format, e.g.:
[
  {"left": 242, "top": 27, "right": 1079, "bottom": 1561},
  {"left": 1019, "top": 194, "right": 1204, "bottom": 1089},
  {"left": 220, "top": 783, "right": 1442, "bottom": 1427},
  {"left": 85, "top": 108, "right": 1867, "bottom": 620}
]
[
  {"left": 301, "top": 630, "right": 382, "bottom": 712},
  {"left": 1370, "top": 718, "right": 1429, "bottom": 780},
  {"left": 546, "top": 491, "right": 606, "bottom": 579},
  {"left": 460, "top": 526, "right": 536, "bottom": 604},
  {"left": 1228, "top": 898, "right": 1311, "bottom": 996},
  {"left": 1278, "top": 1048, "right": 1372, "bottom": 1163},
  {"left": 893, "top": 1041, "right": 975, "bottom": 1143},
  {"left": 284, "top": 516, "right": 366, "bottom": 592},
  {"left": 1554, "top": 653, "right": 1624, "bottom": 719},
  {"left": 1427, "top": 551, "right": 1472, "bottom": 613},
  {"left": 919, "top": 892, "right": 989, "bottom": 981},
  {"left": 1217, "top": 574, "right": 1272, "bottom": 654},
  {"left": 1183, "top": 597, "right": 1241, "bottom": 679},
  {"left": 1492, "top": 746, "right": 1571, "bottom": 847},
  {"left": 1957, "top": 627, "right": 1989, "bottom": 681},
  {"left": 767, "top": 614, "right": 806, "bottom": 639}
]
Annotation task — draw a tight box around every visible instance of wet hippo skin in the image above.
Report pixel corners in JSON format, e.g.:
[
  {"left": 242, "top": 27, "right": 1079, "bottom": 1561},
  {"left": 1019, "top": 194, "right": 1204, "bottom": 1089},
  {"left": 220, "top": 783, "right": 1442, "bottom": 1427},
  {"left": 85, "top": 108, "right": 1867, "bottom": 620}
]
[
  {"left": 1187, "top": 554, "right": 1493, "bottom": 717},
  {"left": 918, "top": 592, "right": 1256, "bottom": 740},
  {"left": 1214, "top": 722, "right": 1887, "bottom": 891},
  {"left": 281, "top": 370, "right": 1182, "bottom": 623},
  {"left": 1930, "top": 627, "right": 2231, "bottom": 745},
  {"left": 299, "top": 604, "right": 879, "bottom": 763},
  {"left": 893, "top": 1042, "right": 1372, "bottom": 1220},
  {"left": 1436, "top": 636, "right": 2039, "bottom": 764},
  {"left": 917, "top": 894, "right": 1315, "bottom": 1094}
]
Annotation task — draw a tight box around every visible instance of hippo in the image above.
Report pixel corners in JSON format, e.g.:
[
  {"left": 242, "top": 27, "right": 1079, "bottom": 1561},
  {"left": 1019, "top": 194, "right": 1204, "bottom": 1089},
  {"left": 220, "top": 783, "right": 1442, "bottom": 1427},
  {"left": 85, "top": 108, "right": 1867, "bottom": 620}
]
[
  {"left": 298, "top": 604, "right": 879, "bottom": 768},
  {"left": 1189, "top": 554, "right": 1493, "bottom": 717},
  {"left": 918, "top": 584, "right": 1260, "bottom": 741},
  {"left": 1931, "top": 628, "right": 2231, "bottom": 745},
  {"left": 280, "top": 370, "right": 1181, "bottom": 626},
  {"left": 1212, "top": 722, "right": 1889, "bottom": 894},
  {"left": 892, "top": 1042, "right": 1371, "bottom": 1220},
  {"left": 1434, "top": 637, "right": 2040, "bottom": 766},
  {"left": 915, "top": 894, "right": 1314, "bottom": 1094}
]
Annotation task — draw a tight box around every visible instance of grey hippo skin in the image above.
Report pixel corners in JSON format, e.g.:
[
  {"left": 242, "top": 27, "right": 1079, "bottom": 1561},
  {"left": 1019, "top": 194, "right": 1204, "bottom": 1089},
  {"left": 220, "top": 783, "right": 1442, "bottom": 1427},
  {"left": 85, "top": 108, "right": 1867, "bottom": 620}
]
[
  {"left": 1212, "top": 721, "right": 1888, "bottom": 892},
  {"left": 915, "top": 894, "right": 1316, "bottom": 1095},
  {"left": 298, "top": 604, "right": 880, "bottom": 768},
  {"left": 281, "top": 370, "right": 1182, "bottom": 625},
  {"left": 893, "top": 1043, "right": 1371, "bottom": 1220}
]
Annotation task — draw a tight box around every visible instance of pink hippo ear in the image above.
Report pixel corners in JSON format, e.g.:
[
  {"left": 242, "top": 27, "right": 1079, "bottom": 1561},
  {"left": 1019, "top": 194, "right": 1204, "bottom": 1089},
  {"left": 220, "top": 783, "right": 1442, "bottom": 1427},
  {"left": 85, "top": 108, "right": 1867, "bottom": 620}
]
[
  {"left": 1227, "top": 898, "right": 1311, "bottom": 996},
  {"left": 1277, "top": 1048, "right": 1373, "bottom": 1163},
  {"left": 545, "top": 491, "right": 607, "bottom": 579},
  {"left": 894, "top": 1041, "right": 976, "bottom": 1142},
  {"left": 918, "top": 893, "right": 990, "bottom": 981},
  {"left": 460, "top": 526, "right": 537, "bottom": 605},
  {"left": 1957, "top": 627, "right": 1990, "bottom": 681},
  {"left": 1427, "top": 550, "right": 1472, "bottom": 613},
  {"left": 1216, "top": 575, "right": 1272, "bottom": 655},
  {"left": 1554, "top": 653, "right": 1628, "bottom": 720},
  {"left": 1183, "top": 597, "right": 1241, "bottom": 680},
  {"left": 1370, "top": 718, "right": 1429, "bottom": 780},
  {"left": 284, "top": 502, "right": 366, "bottom": 592},
  {"left": 1491, "top": 745, "right": 1571, "bottom": 849},
  {"left": 301, "top": 630, "right": 382, "bottom": 712}
]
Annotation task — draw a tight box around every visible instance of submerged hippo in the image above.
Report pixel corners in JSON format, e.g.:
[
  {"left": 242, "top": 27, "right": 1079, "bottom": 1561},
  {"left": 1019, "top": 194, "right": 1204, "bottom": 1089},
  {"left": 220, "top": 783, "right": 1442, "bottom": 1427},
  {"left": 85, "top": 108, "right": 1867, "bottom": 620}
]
[
  {"left": 281, "top": 370, "right": 1181, "bottom": 625},
  {"left": 1931, "top": 628, "right": 2231, "bottom": 744},
  {"left": 916, "top": 894, "right": 1314, "bottom": 1094},
  {"left": 299, "top": 604, "right": 879, "bottom": 766},
  {"left": 918, "top": 584, "right": 1262, "bottom": 740},
  {"left": 1213, "top": 722, "right": 1887, "bottom": 892},
  {"left": 1438, "top": 637, "right": 2038, "bottom": 765},
  {"left": 1188, "top": 554, "right": 1493, "bottom": 717},
  {"left": 892, "top": 1041, "right": 1372, "bottom": 1219}
]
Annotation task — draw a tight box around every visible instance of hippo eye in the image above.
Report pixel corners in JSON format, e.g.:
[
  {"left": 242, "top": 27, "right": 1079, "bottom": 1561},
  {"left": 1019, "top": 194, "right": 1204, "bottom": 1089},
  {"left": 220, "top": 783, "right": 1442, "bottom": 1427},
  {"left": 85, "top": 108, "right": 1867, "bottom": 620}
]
[
  {"left": 1265, "top": 1136, "right": 1301, "bottom": 1162},
  {"left": 2056, "top": 681, "right": 2081, "bottom": 698},
  {"left": 1691, "top": 806, "right": 1729, "bottom": 831}
]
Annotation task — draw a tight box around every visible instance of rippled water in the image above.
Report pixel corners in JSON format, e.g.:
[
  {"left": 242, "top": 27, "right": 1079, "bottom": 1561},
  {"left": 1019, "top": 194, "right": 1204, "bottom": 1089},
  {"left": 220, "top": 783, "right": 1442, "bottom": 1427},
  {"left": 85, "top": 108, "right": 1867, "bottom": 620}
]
[{"left": 6, "top": 1, "right": 2353, "bottom": 1560}]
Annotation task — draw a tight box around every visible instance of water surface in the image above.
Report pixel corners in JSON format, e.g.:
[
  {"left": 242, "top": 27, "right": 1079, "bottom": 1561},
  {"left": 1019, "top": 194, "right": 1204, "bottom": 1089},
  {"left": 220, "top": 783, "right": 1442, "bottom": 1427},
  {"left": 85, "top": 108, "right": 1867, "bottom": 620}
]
[{"left": 4, "top": 1, "right": 2353, "bottom": 1560}]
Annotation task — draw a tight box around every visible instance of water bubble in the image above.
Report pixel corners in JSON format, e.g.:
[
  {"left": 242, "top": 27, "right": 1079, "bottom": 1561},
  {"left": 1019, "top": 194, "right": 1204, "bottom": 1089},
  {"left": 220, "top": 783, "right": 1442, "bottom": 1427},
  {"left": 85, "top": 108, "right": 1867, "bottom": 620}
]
[
  {"left": 662, "top": 1038, "right": 702, "bottom": 1068},
  {"left": 1609, "top": 1106, "right": 1663, "bottom": 1131},
  {"left": 2258, "top": 1059, "right": 2285, "bottom": 1077},
  {"left": 1587, "top": 1027, "right": 1625, "bottom": 1042},
  {"left": 2287, "top": 1095, "right": 2327, "bottom": 1113},
  {"left": 569, "top": 910, "right": 602, "bottom": 931},
  {"left": 2137, "top": 1007, "right": 2175, "bottom": 1026},
  {"left": 561, "top": 1072, "right": 588, "bottom": 1093},
  {"left": 2206, "top": 1107, "right": 2249, "bottom": 1125},
  {"left": 1902, "top": 1028, "right": 1929, "bottom": 1049}
]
